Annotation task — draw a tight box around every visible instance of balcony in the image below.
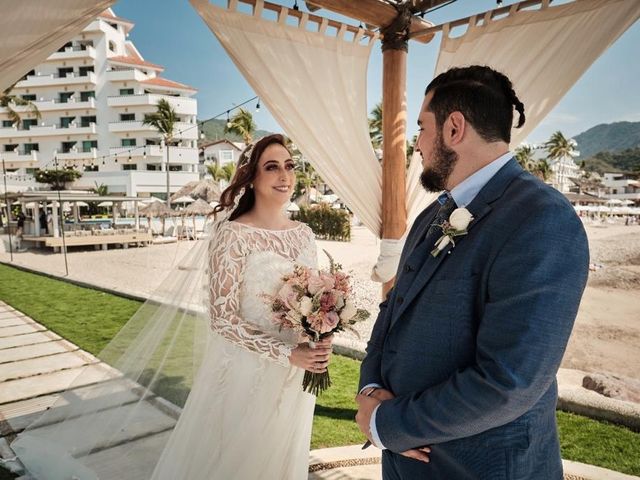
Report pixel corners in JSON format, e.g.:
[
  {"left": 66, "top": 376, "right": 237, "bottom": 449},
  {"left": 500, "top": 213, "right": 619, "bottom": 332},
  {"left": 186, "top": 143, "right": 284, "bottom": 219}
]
[
  {"left": 106, "top": 69, "right": 147, "bottom": 83},
  {"left": 107, "top": 121, "right": 197, "bottom": 139},
  {"left": 108, "top": 145, "right": 198, "bottom": 164},
  {"left": 107, "top": 94, "right": 197, "bottom": 115},
  {"left": 0, "top": 122, "right": 96, "bottom": 139},
  {"left": 56, "top": 148, "right": 98, "bottom": 161},
  {"left": 16, "top": 71, "right": 97, "bottom": 88},
  {"left": 0, "top": 150, "right": 38, "bottom": 168},
  {"left": 48, "top": 45, "right": 97, "bottom": 61},
  {"left": 1, "top": 97, "right": 96, "bottom": 114}
]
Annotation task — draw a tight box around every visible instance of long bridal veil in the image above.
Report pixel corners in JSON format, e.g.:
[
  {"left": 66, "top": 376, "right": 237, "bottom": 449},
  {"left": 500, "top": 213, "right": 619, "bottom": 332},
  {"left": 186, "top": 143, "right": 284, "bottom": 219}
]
[{"left": 11, "top": 227, "right": 214, "bottom": 480}]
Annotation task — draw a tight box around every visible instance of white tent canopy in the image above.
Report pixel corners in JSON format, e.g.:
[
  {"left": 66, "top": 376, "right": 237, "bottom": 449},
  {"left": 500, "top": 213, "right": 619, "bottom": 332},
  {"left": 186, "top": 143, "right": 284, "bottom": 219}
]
[
  {"left": 434, "top": 0, "right": 640, "bottom": 147},
  {"left": 0, "top": 0, "right": 116, "bottom": 91}
]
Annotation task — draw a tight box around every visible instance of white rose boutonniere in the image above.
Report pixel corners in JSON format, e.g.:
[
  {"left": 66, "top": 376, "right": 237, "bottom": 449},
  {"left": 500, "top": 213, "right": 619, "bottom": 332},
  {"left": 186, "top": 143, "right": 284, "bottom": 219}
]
[{"left": 431, "top": 207, "right": 474, "bottom": 257}]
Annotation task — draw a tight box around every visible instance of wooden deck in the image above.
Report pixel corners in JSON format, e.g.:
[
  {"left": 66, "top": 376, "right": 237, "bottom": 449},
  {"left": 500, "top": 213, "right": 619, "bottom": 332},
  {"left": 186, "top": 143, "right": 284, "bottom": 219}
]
[
  {"left": 23, "top": 231, "right": 152, "bottom": 249},
  {"left": 0, "top": 301, "right": 179, "bottom": 479}
]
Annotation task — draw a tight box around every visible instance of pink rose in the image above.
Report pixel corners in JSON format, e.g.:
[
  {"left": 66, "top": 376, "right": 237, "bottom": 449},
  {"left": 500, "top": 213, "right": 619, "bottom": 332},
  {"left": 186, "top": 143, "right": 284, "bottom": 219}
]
[
  {"left": 308, "top": 273, "right": 326, "bottom": 295},
  {"left": 320, "top": 292, "right": 335, "bottom": 312},
  {"left": 320, "top": 273, "right": 335, "bottom": 290},
  {"left": 322, "top": 311, "right": 340, "bottom": 333},
  {"left": 277, "top": 282, "right": 299, "bottom": 310}
]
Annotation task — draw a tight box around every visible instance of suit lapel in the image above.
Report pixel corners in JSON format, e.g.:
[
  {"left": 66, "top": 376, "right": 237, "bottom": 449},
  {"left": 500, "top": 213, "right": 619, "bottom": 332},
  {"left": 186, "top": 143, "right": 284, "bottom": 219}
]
[{"left": 389, "top": 159, "right": 523, "bottom": 327}]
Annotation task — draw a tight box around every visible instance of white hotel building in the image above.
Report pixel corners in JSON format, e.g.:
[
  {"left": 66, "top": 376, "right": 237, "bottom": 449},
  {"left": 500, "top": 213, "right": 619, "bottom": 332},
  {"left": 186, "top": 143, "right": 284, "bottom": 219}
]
[{"left": 0, "top": 9, "right": 199, "bottom": 198}]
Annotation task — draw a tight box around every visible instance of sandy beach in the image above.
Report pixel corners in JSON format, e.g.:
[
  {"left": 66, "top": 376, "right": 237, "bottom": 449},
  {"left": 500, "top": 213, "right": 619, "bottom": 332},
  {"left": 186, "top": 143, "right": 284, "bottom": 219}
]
[{"left": 1, "top": 222, "right": 639, "bottom": 381}]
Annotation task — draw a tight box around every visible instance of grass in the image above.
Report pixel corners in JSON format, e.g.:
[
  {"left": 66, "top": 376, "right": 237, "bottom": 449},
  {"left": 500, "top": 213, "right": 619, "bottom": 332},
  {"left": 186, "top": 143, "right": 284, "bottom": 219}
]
[{"left": 1, "top": 263, "right": 639, "bottom": 476}]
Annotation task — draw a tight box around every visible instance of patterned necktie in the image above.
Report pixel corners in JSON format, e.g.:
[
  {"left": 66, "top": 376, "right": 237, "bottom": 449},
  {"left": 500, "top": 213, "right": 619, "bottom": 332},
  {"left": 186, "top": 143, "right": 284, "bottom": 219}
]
[{"left": 425, "top": 192, "right": 457, "bottom": 242}]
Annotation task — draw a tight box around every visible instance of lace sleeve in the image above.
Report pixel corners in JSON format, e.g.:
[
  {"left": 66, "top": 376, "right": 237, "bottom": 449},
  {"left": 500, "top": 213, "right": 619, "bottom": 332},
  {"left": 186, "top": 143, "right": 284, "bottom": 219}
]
[{"left": 208, "top": 224, "right": 293, "bottom": 367}]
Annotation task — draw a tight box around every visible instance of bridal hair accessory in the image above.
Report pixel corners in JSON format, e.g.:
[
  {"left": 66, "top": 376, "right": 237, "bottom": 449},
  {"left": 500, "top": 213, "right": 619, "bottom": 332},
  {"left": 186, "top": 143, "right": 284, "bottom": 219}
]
[
  {"left": 431, "top": 207, "right": 474, "bottom": 257},
  {"left": 238, "top": 142, "right": 256, "bottom": 168}
]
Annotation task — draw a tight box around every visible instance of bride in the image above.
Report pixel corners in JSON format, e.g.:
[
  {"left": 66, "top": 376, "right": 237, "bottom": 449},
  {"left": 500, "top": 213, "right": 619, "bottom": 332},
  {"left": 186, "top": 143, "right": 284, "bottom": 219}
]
[
  {"left": 11, "top": 134, "right": 331, "bottom": 480},
  {"left": 150, "top": 133, "right": 332, "bottom": 479}
]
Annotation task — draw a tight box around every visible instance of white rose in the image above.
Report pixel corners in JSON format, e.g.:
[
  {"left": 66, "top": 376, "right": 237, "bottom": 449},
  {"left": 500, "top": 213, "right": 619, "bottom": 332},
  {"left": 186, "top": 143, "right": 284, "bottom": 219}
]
[
  {"left": 448, "top": 208, "right": 473, "bottom": 231},
  {"left": 286, "top": 309, "right": 303, "bottom": 324},
  {"left": 299, "top": 296, "right": 313, "bottom": 316},
  {"left": 335, "top": 294, "right": 345, "bottom": 310},
  {"left": 340, "top": 299, "right": 357, "bottom": 321}
]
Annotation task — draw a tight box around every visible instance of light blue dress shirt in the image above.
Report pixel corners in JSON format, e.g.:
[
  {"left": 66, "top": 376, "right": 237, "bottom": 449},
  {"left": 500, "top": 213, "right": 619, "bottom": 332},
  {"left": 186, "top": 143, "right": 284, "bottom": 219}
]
[{"left": 364, "top": 151, "right": 514, "bottom": 450}]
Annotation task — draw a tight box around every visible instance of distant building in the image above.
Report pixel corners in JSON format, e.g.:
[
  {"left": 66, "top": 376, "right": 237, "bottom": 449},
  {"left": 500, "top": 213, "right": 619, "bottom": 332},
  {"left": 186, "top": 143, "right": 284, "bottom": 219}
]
[
  {"left": 0, "top": 8, "right": 199, "bottom": 198},
  {"left": 199, "top": 139, "right": 244, "bottom": 178},
  {"left": 601, "top": 172, "right": 640, "bottom": 204}
]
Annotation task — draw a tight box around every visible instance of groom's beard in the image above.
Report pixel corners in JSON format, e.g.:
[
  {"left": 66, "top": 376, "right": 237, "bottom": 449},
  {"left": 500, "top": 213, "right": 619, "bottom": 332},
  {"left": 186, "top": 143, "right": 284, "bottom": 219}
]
[{"left": 419, "top": 131, "right": 458, "bottom": 192}]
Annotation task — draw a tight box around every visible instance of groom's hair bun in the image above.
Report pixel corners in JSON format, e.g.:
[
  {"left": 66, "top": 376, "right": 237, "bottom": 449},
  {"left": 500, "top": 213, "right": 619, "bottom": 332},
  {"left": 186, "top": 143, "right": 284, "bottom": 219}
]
[{"left": 425, "top": 65, "right": 525, "bottom": 144}]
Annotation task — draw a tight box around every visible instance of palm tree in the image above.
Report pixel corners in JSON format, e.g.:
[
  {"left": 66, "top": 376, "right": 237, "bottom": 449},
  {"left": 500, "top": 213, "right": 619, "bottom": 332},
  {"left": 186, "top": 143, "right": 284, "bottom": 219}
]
[
  {"left": 207, "top": 164, "right": 227, "bottom": 182},
  {"left": 92, "top": 182, "right": 108, "bottom": 196},
  {"left": 515, "top": 144, "right": 536, "bottom": 172},
  {"left": 0, "top": 82, "right": 41, "bottom": 126},
  {"left": 533, "top": 160, "right": 552, "bottom": 182},
  {"left": 369, "top": 102, "right": 383, "bottom": 149},
  {"left": 225, "top": 108, "right": 256, "bottom": 145},
  {"left": 545, "top": 131, "right": 578, "bottom": 191},
  {"left": 222, "top": 163, "right": 236, "bottom": 181},
  {"left": 143, "top": 99, "right": 178, "bottom": 206}
]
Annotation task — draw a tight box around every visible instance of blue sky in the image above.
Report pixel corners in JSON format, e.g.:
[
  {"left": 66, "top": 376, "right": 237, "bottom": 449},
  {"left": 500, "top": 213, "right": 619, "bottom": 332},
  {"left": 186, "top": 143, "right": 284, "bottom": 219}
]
[{"left": 114, "top": 0, "right": 639, "bottom": 145}]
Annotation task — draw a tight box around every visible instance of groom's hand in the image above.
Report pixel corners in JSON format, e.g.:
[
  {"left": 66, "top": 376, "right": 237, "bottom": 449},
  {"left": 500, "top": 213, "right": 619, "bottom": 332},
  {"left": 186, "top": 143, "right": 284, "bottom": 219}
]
[
  {"left": 355, "top": 394, "right": 381, "bottom": 443},
  {"left": 368, "top": 388, "right": 394, "bottom": 402}
]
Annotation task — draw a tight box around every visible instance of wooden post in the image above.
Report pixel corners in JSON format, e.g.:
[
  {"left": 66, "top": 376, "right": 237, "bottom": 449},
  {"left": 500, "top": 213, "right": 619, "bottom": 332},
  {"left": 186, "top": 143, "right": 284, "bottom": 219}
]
[{"left": 380, "top": 13, "right": 410, "bottom": 296}]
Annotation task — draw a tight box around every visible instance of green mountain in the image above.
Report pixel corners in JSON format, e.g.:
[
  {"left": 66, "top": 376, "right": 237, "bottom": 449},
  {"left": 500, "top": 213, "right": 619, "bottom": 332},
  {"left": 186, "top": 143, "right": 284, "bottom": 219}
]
[
  {"left": 573, "top": 121, "right": 640, "bottom": 159},
  {"left": 582, "top": 147, "right": 640, "bottom": 175},
  {"left": 197, "top": 118, "right": 273, "bottom": 144}
]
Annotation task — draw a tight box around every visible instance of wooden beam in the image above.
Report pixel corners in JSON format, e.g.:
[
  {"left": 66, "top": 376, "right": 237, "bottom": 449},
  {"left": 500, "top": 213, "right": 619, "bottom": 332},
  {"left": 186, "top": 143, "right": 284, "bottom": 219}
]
[
  {"left": 381, "top": 48, "right": 407, "bottom": 295},
  {"left": 304, "top": 0, "right": 436, "bottom": 43}
]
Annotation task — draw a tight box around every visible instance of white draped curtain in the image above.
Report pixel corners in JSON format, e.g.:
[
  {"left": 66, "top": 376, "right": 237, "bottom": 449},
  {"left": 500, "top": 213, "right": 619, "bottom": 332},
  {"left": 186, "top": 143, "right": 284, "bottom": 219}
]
[
  {"left": 190, "top": 0, "right": 383, "bottom": 235},
  {"left": 0, "top": 0, "right": 116, "bottom": 91},
  {"left": 434, "top": 0, "right": 640, "bottom": 147}
]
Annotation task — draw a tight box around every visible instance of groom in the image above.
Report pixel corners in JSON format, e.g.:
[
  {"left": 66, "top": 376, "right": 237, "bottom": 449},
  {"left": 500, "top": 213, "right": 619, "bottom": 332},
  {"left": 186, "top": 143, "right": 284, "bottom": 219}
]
[{"left": 356, "top": 66, "right": 589, "bottom": 479}]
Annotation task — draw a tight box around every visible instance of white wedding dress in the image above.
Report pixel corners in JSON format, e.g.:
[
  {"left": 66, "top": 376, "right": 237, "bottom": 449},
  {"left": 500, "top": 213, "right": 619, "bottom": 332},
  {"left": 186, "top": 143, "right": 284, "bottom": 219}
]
[{"left": 150, "top": 220, "right": 318, "bottom": 480}]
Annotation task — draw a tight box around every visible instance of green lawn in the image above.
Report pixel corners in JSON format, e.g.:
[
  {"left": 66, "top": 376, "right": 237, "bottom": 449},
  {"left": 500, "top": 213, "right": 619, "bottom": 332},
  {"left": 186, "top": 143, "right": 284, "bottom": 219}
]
[{"left": 1, "top": 263, "right": 639, "bottom": 476}]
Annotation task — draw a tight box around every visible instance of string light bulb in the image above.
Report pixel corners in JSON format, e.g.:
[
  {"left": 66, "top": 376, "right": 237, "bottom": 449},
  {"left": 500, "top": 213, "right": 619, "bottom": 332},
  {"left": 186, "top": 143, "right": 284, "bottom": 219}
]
[
  {"left": 143, "top": 147, "right": 147, "bottom": 159},
  {"left": 255, "top": 100, "right": 261, "bottom": 113}
]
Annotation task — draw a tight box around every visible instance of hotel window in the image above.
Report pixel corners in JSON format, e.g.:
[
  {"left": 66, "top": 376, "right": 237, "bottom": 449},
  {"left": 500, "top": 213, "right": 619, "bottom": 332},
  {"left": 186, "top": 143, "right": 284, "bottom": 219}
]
[
  {"left": 60, "top": 117, "right": 75, "bottom": 128},
  {"left": 57, "top": 42, "right": 72, "bottom": 52},
  {"left": 3, "top": 144, "right": 18, "bottom": 152},
  {"left": 220, "top": 150, "right": 234, "bottom": 163},
  {"left": 146, "top": 164, "right": 158, "bottom": 171},
  {"left": 80, "top": 91, "right": 95, "bottom": 101},
  {"left": 168, "top": 165, "right": 183, "bottom": 172},
  {"left": 58, "top": 67, "right": 73, "bottom": 78},
  {"left": 21, "top": 94, "right": 36, "bottom": 101},
  {"left": 108, "top": 40, "right": 117, "bottom": 52},
  {"left": 122, "top": 164, "right": 137, "bottom": 171},
  {"left": 59, "top": 92, "right": 74, "bottom": 103},
  {"left": 79, "top": 66, "right": 94, "bottom": 77},
  {"left": 82, "top": 140, "right": 98, "bottom": 152},
  {"left": 61, "top": 141, "right": 77, "bottom": 153},
  {"left": 119, "top": 88, "right": 134, "bottom": 96},
  {"left": 121, "top": 138, "right": 136, "bottom": 147},
  {"left": 22, "top": 119, "right": 38, "bottom": 130},
  {"left": 2, "top": 120, "right": 13, "bottom": 128},
  {"left": 23, "top": 143, "right": 39, "bottom": 153},
  {"left": 120, "top": 113, "right": 135, "bottom": 122},
  {"left": 80, "top": 115, "right": 96, "bottom": 127},
  {"left": 84, "top": 165, "right": 99, "bottom": 172}
]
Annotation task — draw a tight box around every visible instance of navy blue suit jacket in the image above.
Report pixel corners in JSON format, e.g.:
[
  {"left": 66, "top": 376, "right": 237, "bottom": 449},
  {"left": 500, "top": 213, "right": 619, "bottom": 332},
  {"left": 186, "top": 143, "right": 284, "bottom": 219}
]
[{"left": 359, "top": 159, "right": 589, "bottom": 480}]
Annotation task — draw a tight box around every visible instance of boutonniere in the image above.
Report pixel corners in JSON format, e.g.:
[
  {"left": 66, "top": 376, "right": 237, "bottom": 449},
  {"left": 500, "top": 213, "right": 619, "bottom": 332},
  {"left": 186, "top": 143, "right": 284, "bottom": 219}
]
[{"left": 430, "top": 208, "right": 474, "bottom": 257}]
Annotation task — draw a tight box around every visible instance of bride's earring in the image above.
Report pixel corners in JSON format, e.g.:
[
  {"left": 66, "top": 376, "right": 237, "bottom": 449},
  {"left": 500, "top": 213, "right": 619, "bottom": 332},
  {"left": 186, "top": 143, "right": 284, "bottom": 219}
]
[{"left": 249, "top": 183, "right": 254, "bottom": 189}]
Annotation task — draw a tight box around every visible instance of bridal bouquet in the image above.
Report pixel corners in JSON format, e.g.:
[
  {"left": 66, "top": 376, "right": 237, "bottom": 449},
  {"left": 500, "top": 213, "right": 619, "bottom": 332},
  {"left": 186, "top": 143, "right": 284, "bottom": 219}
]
[{"left": 266, "top": 250, "right": 370, "bottom": 395}]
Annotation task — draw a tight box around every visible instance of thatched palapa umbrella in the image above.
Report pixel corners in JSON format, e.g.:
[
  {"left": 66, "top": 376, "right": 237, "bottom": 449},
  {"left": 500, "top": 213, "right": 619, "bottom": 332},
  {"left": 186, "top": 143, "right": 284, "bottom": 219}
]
[
  {"left": 140, "top": 201, "right": 176, "bottom": 236},
  {"left": 170, "top": 180, "right": 221, "bottom": 204},
  {"left": 182, "top": 198, "right": 214, "bottom": 239}
]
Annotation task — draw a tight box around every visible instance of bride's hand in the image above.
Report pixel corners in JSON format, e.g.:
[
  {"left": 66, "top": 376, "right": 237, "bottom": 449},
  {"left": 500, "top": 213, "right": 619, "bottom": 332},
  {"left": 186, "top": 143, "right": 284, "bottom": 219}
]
[{"left": 289, "top": 343, "right": 332, "bottom": 372}]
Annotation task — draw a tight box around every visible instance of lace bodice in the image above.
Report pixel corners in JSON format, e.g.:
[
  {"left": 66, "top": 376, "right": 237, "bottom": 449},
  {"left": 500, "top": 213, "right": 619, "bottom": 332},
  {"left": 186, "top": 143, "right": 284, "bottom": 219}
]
[{"left": 208, "top": 221, "right": 317, "bottom": 366}]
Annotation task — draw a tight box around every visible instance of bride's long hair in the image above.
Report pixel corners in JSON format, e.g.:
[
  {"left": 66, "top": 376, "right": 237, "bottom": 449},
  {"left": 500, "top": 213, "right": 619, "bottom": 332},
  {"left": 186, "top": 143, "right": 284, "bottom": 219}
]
[{"left": 213, "top": 134, "right": 290, "bottom": 221}]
